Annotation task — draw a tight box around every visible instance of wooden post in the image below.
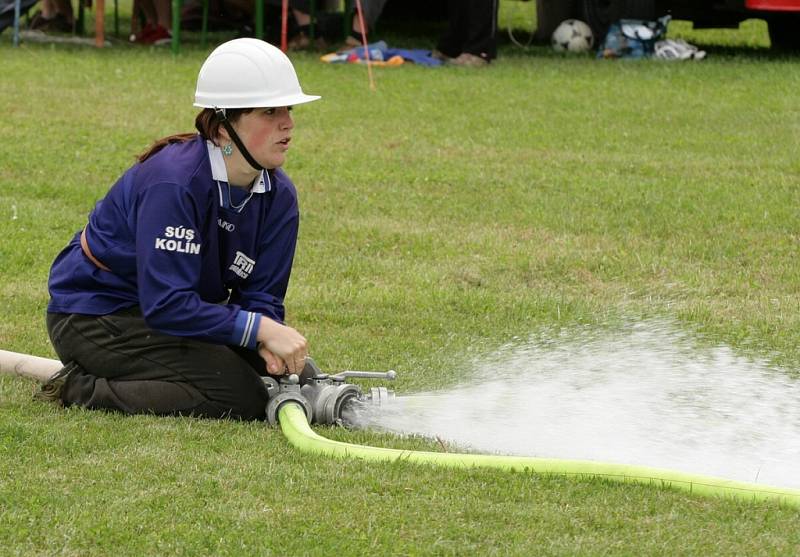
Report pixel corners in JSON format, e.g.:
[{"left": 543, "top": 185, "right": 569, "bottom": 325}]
[{"left": 95, "top": 0, "right": 105, "bottom": 47}]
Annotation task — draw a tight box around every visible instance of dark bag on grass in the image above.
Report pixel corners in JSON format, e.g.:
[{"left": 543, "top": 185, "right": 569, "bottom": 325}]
[{"left": 598, "top": 15, "right": 671, "bottom": 59}]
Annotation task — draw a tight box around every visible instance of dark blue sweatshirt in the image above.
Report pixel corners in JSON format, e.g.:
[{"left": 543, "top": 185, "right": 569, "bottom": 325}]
[{"left": 47, "top": 135, "right": 299, "bottom": 350}]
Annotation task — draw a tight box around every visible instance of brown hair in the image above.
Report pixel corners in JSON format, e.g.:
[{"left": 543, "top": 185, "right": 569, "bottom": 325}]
[{"left": 136, "top": 108, "right": 255, "bottom": 162}]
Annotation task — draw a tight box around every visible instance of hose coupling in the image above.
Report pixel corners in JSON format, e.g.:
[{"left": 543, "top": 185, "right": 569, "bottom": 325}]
[{"left": 264, "top": 357, "right": 397, "bottom": 426}]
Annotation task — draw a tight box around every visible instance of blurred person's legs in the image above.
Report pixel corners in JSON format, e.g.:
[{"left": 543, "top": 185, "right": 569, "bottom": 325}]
[
  {"left": 276, "top": 0, "right": 389, "bottom": 49},
  {"left": 345, "top": 0, "right": 388, "bottom": 46},
  {"left": 181, "top": 0, "right": 252, "bottom": 32},
  {"left": 130, "top": 0, "right": 171, "bottom": 44},
  {"left": 29, "top": 0, "right": 74, "bottom": 32},
  {"left": 436, "top": 0, "right": 498, "bottom": 65},
  {"left": 262, "top": 0, "right": 313, "bottom": 48},
  {"left": 289, "top": 6, "right": 311, "bottom": 46},
  {"left": 288, "top": 1, "right": 328, "bottom": 49},
  {"left": 152, "top": 0, "right": 171, "bottom": 34}
]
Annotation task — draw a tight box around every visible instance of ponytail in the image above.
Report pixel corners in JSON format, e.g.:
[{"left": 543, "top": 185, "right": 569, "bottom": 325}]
[
  {"left": 136, "top": 108, "right": 254, "bottom": 162},
  {"left": 136, "top": 133, "right": 197, "bottom": 162}
]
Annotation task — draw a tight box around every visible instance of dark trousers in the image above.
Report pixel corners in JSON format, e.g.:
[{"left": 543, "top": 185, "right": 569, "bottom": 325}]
[
  {"left": 46, "top": 308, "right": 269, "bottom": 420},
  {"left": 436, "top": 0, "right": 499, "bottom": 60}
]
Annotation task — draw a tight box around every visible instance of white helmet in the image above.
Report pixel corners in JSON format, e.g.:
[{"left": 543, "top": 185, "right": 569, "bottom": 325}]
[{"left": 194, "top": 38, "right": 320, "bottom": 109}]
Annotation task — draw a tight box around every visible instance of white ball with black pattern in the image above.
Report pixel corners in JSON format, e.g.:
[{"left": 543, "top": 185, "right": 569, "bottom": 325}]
[{"left": 551, "top": 19, "right": 595, "bottom": 53}]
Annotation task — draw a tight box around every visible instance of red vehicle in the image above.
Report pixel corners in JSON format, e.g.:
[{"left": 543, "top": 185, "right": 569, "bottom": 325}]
[{"left": 535, "top": 0, "right": 800, "bottom": 50}]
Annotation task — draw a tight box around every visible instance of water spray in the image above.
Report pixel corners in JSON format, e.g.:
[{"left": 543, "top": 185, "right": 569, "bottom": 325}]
[{"left": 2, "top": 348, "right": 799, "bottom": 508}]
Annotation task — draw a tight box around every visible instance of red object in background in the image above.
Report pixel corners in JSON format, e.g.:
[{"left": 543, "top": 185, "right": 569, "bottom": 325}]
[
  {"left": 745, "top": 0, "right": 800, "bottom": 10},
  {"left": 281, "top": 0, "right": 288, "bottom": 52}
]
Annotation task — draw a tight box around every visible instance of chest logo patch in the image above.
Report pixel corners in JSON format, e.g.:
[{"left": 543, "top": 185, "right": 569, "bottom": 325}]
[{"left": 229, "top": 251, "right": 255, "bottom": 279}]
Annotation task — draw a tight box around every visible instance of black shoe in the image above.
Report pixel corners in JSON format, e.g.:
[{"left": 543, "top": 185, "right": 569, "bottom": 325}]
[{"left": 33, "top": 361, "right": 80, "bottom": 406}]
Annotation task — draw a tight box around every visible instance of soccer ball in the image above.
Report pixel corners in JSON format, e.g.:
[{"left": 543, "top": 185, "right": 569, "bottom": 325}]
[{"left": 551, "top": 19, "right": 594, "bottom": 53}]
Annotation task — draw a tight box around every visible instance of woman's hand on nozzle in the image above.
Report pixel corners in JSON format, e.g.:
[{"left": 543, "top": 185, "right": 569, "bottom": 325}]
[{"left": 256, "top": 317, "right": 308, "bottom": 375}]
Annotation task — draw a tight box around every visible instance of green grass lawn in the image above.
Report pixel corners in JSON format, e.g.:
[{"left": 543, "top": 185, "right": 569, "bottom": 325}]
[{"left": 2, "top": 5, "right": 800, "bottom": 555}]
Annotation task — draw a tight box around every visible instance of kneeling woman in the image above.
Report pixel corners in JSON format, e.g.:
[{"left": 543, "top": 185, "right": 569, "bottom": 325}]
[{"left": 39, "top": 39, "right": 319, "bottom": 420}]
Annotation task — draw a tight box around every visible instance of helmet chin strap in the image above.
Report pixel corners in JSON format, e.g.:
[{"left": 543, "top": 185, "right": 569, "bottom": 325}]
[{"left": 214, "top": 108, "right": 264, "bottom": 172}]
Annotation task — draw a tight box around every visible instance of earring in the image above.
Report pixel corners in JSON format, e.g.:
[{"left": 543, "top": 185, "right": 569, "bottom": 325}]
[{"left": 222, "top": 143, "right": 233, "bottom": 157}]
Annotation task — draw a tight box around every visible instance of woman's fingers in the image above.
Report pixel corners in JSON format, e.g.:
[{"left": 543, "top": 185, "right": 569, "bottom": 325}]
[
  {"left": 287, "top": 352, "right": 307, "bottom": 375},
  {"left": 257, "top": 317, "right": 309, "bottom": 375},
  {"left": 275, "top": 338, "right": 306, "bottom": 374},
  {"left": 258, "top": 344, "right": 286, "bottom": 375}
]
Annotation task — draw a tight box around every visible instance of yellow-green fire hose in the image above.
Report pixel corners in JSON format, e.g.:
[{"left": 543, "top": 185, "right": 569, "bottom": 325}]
[
  {"left": 3, "top": 350, "right": 799, "bottom": 508},
  {"left": 278, "top": 402, "right": 800, "bottom": 508}
]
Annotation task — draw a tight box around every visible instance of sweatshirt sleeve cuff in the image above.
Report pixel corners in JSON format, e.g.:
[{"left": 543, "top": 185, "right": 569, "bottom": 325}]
[{"left": 230, "top": 310, "right": 261, "bottom": 350}]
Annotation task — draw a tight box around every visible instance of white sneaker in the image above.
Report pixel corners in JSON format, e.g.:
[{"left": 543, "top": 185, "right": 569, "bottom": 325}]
[{"left": 655, "top": 39, "right": 706, "bottom": 60}]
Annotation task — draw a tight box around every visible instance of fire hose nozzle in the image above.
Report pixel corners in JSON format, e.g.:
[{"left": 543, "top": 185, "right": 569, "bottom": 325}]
[{"left": 265, "top": 360, "right": 398, "bottom": 426}]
